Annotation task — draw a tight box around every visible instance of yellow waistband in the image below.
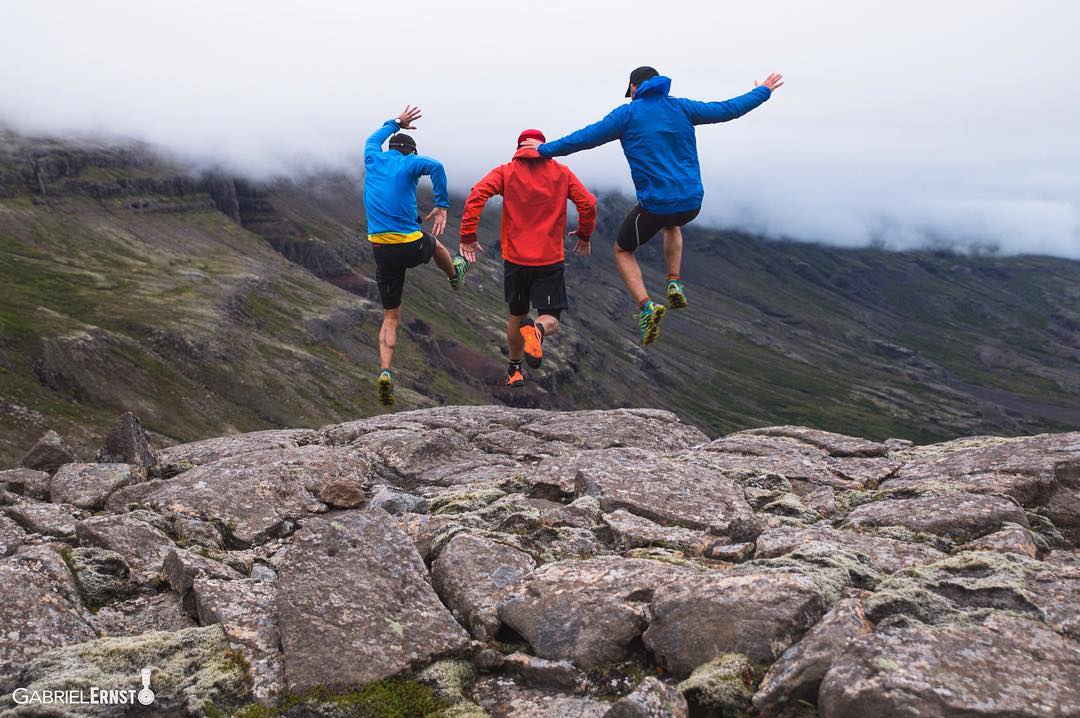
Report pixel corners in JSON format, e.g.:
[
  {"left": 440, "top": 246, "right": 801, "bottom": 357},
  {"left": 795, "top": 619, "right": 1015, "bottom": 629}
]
[{"left": 368, "top": 231, "right": 423, "bottom": 245}]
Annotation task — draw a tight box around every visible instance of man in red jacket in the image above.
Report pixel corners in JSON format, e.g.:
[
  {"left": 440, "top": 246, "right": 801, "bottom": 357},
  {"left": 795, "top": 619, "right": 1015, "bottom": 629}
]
[{"left": 460, "top": 129, "right": 597, "bottom": 388}]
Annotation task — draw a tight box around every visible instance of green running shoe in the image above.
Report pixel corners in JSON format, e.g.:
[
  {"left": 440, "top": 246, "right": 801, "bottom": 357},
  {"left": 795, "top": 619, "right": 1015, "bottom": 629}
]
[
  {"left": 638, "top": 300, "right": 666, "bottom": 347},
  {"left": 666, "top": 280, "right": 688, "bottom": 309},
  {"left": 449, "top": 255, "right": 469, "bottom": 290},
  {"left": 377, "top": 369, "right": 395, "bottom": 406}
]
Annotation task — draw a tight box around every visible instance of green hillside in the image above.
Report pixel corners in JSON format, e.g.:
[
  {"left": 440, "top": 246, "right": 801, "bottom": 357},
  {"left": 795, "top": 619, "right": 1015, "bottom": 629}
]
[{"left": 1, "top": 132, "right": 1077, "bottom": 464}]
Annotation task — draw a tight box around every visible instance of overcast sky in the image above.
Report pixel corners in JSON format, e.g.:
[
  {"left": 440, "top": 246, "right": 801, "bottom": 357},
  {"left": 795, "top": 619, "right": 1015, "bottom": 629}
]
[{"left": 3, "top": 0, "right": 1078, "bottom": 257}]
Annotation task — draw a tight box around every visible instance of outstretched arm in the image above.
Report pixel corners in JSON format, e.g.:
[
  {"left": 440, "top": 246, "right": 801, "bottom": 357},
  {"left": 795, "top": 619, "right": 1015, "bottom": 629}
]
[
  {"left": 459, "top": 167, "right": 504, "bottom": 262},
  {"left": 566, "top": 169, "right": 597, "bottom": 257},
  {"left": 680, "top": 73, "right": 784, "bottom": 125},
  {"left": 531, "top": 106, "right": 629, "bottom": 158},
  {"left": 411, "top": 156, "right": 450, "bottom": 236}
]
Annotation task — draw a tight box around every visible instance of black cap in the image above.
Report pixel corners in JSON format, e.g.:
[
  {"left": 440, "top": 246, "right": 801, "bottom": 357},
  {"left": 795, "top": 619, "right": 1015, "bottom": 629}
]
[
  {"left": 388, "top": 133, "right": 416, "bottom": 155},
  {"left": 625, "top": 66, "right": 659, "bottom": 97}
]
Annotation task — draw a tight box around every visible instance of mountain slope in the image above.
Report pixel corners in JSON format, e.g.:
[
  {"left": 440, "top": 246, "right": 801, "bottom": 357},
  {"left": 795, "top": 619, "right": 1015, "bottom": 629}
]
[{"left": 0, "top": 131, "right": 1078, "bottom": 464}]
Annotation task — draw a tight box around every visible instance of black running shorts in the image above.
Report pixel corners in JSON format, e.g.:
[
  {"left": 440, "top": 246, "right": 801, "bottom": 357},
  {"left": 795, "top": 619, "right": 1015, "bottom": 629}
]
[
  {"left": 504, "top": 260, "right": 567, "bottom": 319},
  {"left": 616, "top": 203, "right": 702, "bottom": 252},
  {"left": 372, "top": 232, "right": 437, "bottom": 309}
]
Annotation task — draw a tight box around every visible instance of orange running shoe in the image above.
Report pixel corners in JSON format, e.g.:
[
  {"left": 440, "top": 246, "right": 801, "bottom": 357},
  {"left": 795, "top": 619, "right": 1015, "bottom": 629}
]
[
  {"left": 506, "top": 368, "right": 525, "bottom": 388},
  {"left": 520, "top": 323, "right": 543, "bottom": 369}
]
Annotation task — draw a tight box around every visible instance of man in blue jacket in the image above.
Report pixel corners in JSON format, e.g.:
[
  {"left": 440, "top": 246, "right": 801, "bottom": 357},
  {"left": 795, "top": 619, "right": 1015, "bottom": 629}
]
[
  {"left": 523, "top": 67, "right": 783, "bottom": 346},
  {"left": 365, "top": 105, "right": 468, "bottom": 406}
]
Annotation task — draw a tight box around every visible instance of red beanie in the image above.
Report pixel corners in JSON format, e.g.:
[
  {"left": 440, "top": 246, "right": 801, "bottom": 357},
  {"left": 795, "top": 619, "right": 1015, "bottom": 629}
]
[{"left": 517, "top": 129, "right": 545, "bottom": 146}]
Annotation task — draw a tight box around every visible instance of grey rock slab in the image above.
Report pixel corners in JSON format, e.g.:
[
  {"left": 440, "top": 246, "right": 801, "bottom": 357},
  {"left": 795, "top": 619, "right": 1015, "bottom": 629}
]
[
  {"left": 604, "top": 509, "right": 709, "bottom": 555},
  {"left": 138, "top": 444, "right": 376, "bottom": 545},
  {"left": 162, "top": 547, "right": 243, "bottom": 595},
  {"left": 844, "top": 493, "right": 1028, "bottom": 543},
  {"left": 818, "top": 613, "right": 1080, "bottom": 718},
  {"left": 276, "top": 512, "right": 469, "bottom": 694},
  {"left": 154, "top": 427, "right": 316, "bottom": 478},
  {"left": 19, "top": 429, "right": 78, "bottom": 474},
  {"left": 573, "top": 448, "right": 758, "bottom": 538},
  {"left": 194, "top": 576, "right": 283, "bottom": 704},
  {"left": 4, "top": 500, "right": 85, "bottom": 539},
  {"left": 518, "top": 408, "right": 708, "bottom": 452},
  {"left": 432, "top": 532, "right": 536, "bottom": 640},
  {"left": 643, "top": 571, "right": 831, "bottom": 675},
  {"left": 498, "top": 556, "right": 693, "bottom": 671},
  {"left": 754, "top": 524, "right": 948, "bottom": 574},
  {"left": 75, "top": 513, "right": 176, "bottom": 584},
  {"left": 963, "top": 523, "right": 1039, "bottom": 558},
  {"left": 736, "top": 425, "right": 891, "bottom": 457},
  {"left": 0, "top": 468, "right": 51, "bottom": 500},
  {"left": 0, "top": 514, "right": 25, "bottom": 557},
  {"left": 752, "top": 598, "right": 873, "bottom": 715},
  {"left": 90, "top": 591, "right": 196, "bottom": 637},
  {"left": 0, "top": 545, "right": 96, "bottom": 687},
  {"left": 49, "top": 462, "right": 134, "bottom": 510}
]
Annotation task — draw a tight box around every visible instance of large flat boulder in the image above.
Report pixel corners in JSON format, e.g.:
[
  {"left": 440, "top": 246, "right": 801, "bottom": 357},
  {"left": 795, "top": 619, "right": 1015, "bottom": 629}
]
[
  {"left": 818, "top": 613, "right": 1080, "bottom": 717},
  {"left": 735, "top": 426, "right": 891, "bottom": 457},
  {"left": 194, "top": 576, "right": 282, "bottom": 704},
  {"left": 432, "top": 532, "right": 536, "bottom": 640},
  {"left": 75, "top": 513, "right": 176, "bottom": 584},
  {"left": 573, "top": 448, "right": 758, "bottom": 539},
  {"left": 643, "top": 571, "right": 831, "bottom": 675},
  {"left": 0, "top": 468, "right": 51, "bottom": 499},
  {"left": 755, "top": 524, "right": 947, "bottom": 574},
  {"left": 154, "top": 428, "right": 316, "bottom": 478},
  {"left": 0, "top": 546, "right": 97, "bottom": 688},
  {"left": 137, "top": 444, "right": 375, "bottom": 545},
  {"left": 518, "top": 408, "right": 708, "bottom": 452},
  {"left": 4, "top": 500, "right": 85, "bottom": 539},
  {"left": 844, "top": 493, "right": 1028, "bottom": 543},
  {"left": 49, "top": 462, "right": 134, "bottom": 510},
  {"left": 277, "top": 513, "right": 469, "bottom": 694},
  {"left": 499, "top": 557, "right": 692, "bottom": 671}
]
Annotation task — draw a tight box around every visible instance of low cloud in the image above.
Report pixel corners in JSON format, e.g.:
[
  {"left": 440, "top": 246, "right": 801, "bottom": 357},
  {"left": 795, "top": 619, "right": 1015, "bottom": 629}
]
[{"left": 2, "top": 0, "right": 1078, "bottom": 258}]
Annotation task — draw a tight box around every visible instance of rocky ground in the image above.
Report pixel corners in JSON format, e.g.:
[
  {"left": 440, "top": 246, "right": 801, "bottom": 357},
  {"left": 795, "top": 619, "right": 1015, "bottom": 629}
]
[{"left": 0, "top": 406, "right": 1078, "bottom": 717}]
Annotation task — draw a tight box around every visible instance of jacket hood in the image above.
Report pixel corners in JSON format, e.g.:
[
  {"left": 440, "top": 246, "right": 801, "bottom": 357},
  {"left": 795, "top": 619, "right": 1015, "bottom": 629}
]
[
  {"left": 633, "top": 75, "right": 671, "bottom": 100},
  {"left": 513, "top": 147, "right": 543, "bottom": 160}
]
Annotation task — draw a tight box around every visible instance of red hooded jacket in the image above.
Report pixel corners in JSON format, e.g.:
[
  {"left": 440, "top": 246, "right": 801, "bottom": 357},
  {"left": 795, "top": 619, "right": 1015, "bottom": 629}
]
[{"left": 460, "top": 147, "right": 597, "bottom": 266}]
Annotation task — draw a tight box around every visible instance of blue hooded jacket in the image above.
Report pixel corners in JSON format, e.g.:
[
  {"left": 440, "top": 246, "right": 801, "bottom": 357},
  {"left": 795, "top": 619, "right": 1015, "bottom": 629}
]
[
  {"left": 363, "top": 119, "right": 449, "bottom": 237},
  {"left": 538, "top": 77, "right": 771, "bottom": 215}
]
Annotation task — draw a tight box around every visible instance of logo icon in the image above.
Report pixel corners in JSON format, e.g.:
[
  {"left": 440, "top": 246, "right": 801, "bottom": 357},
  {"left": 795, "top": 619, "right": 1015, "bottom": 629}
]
[{"left": 137, "top": 668, "right": 155, "bottom": 706}]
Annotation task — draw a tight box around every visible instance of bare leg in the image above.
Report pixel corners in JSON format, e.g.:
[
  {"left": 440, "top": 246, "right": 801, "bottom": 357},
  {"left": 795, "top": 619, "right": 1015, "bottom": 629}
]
[
  {"left": 507, "top": 313, "right": 527, "bottom": 361},
  {"left": 614, "top": 243, "right": 649, "bottom": 307},
  {"left": 536, "top": 314, "right": 560, "bottom": 337},
  {"left": 379, "top": 307, "right": 401, "bottom": 370},
  {"left": 432, "top": 240, "right": 455, "bottom": 278},
  {"left": 662, "top": 226, "right": 682, "bottom": 278}
]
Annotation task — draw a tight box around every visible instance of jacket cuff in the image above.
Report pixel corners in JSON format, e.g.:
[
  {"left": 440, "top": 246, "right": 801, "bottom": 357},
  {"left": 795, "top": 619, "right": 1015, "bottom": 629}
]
[
  {"left": 460, "top": 233, "right": 478, "bottom": 244},
  {"left": 576, "top": 232, "right": 591, "bottom": 242}
]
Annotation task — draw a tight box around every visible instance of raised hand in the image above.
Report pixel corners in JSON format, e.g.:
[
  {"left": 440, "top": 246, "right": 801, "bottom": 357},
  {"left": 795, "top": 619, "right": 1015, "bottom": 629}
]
[
  {"left": 425, "top": 207, "right": 447, "bottom": 237},
  {"left": 460, "top": 240, "right": 484, "bottom": 263},
  {"left": 519, "top": 138, "right": 542, "bottom": 151},
  {"left": 755, "top": 73, "right": 784, "bottom": 92},
  {"left": 397, "top": 105, "right": 422, "bottom": 129}
]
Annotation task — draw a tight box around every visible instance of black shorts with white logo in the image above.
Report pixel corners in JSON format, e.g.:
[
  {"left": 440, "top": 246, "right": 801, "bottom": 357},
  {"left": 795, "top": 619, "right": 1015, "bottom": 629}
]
[
  {"left": 616, "top": 203, "right": 701, "bottom": 252},
  {"left": 504, "top": 260, "right": 567, "bottom": 319},
  {"left": 372, "top": 232, "right": 437, "bottom": 309}
]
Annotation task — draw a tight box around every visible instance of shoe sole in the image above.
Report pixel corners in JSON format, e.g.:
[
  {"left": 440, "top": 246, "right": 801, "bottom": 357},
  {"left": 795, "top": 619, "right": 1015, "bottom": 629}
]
[
  {"left": 641, "top": 304, "right": 666, "bottom": 347},
  {"left": 521, "top": 327, "right": 543, "bottom": 369},
  {"left": 666, "top": 290, "right": 688, "bottom": 309},
  {"left": 377, "top": 376, "right": 395, "bottom": 406}
]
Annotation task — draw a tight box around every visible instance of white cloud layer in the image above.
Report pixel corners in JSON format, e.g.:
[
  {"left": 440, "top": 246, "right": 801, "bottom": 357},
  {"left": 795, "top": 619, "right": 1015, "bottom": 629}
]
[{"left": 2, "top": 0, "right": 1078, "bottom": 257}]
